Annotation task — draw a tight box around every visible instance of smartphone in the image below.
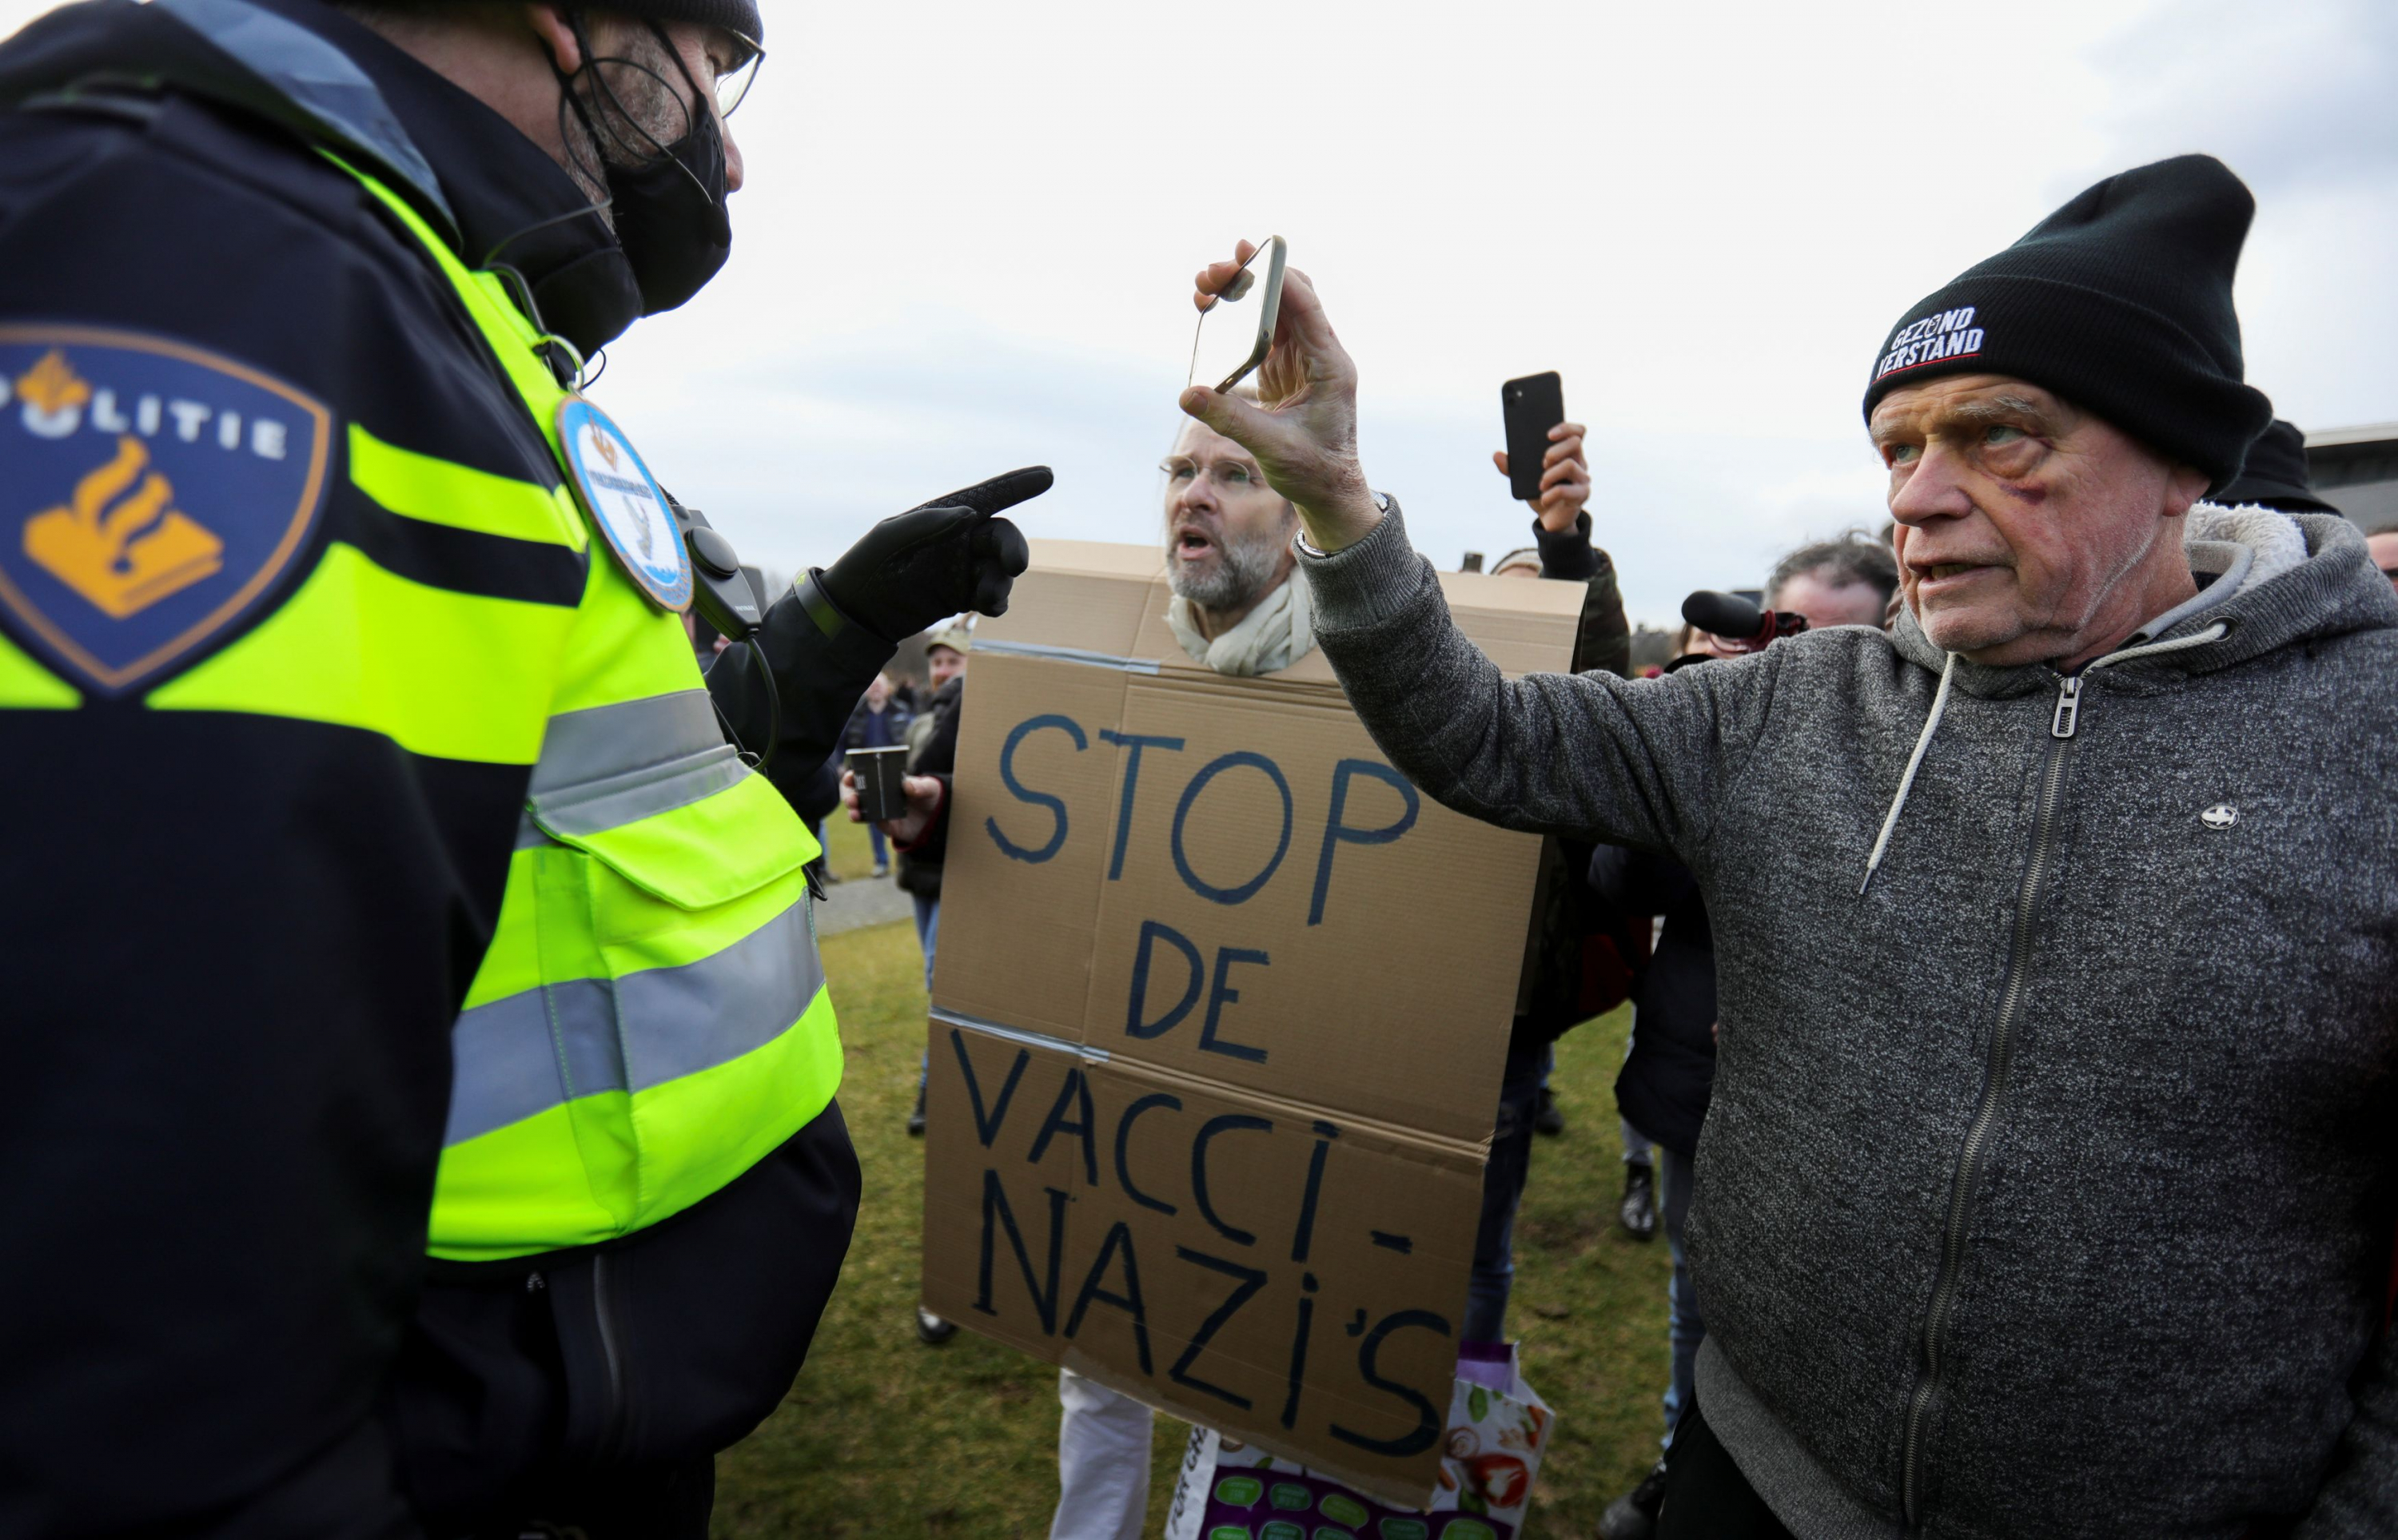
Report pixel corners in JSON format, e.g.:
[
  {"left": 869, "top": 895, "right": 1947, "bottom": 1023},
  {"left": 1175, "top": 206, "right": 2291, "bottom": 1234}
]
[
  {"left": 1501, "top": 372, "right": 1565, "bottom": 502},
  {"left": 848, "top": 746, "right": 909, "bottom": 823},
  {"left": 1189, "top": 237, "right": 1289, "bottom": 394}
]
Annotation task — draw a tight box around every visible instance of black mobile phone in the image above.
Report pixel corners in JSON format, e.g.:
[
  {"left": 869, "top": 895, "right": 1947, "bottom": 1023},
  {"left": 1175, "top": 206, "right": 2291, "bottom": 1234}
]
[
  {"left": 1501, "top": 372, "right": 1565, "bottom": 502},
  {"left": 847, "top": 746, "right": 909, "bottom": 823}
]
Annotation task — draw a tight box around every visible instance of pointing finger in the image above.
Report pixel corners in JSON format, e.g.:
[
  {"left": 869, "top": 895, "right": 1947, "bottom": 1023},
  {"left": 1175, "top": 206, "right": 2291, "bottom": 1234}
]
[{"left": 914, "top": 466, "right": 1054, "bottom": 519}]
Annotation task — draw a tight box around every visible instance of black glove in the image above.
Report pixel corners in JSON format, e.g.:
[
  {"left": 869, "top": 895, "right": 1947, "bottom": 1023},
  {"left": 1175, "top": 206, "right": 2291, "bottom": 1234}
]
[{"left": 816, "top": 467, "right": 1048, "bottom": 643}]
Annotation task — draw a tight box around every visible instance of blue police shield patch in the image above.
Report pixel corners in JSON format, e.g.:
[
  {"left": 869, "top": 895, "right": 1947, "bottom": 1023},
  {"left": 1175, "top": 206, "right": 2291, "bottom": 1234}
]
[
  {"left": 556, "top": 396, "right": 691, "bottom": 612},
  {"left": 0, "top": 326, "right": 332, "bottom": 696}
]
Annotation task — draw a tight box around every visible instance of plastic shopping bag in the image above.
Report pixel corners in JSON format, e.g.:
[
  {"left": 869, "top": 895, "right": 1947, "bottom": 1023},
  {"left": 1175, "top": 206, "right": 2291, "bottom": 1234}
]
[{"left": 1164, "top": 1343, "right": 1552, "bottom": 1540}]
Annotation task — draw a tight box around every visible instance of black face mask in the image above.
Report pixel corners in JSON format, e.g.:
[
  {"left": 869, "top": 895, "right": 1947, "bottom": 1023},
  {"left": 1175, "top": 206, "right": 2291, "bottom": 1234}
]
[
  {"left": 605, "top": 100, "right": 731, "bottom": 314},
  {"left": 559, "top": 25, "right": 733, "bottom": 316}
]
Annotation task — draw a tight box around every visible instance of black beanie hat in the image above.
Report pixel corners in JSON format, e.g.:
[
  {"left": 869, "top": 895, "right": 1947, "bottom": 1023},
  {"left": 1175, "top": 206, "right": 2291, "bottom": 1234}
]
[
  {"left": 1861, "top": 154, "right": 2272, "bottom": 491},
  {"left": 637, "top": 0, "right": 761, "bottom": 46},
  {"left": 2216, "top": 418, "right": 2338, "bottom": 513}
]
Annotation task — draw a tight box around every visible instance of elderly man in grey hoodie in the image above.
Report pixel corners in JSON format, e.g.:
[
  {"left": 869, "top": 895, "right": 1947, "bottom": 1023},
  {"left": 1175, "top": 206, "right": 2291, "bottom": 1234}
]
[{"left": 1178, "top": 156, "right": 2397, "bottom": 1538}]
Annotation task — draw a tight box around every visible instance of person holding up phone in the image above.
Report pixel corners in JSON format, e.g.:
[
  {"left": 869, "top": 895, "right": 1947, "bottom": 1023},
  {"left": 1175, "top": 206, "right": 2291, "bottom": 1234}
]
[{"left": 1472, "top": 412, "right": 1654, "bottom": 1351}]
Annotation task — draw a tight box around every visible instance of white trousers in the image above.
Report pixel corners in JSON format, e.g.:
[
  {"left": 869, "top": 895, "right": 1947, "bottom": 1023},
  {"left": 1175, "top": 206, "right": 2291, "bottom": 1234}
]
[{"left": 1050, "top": 1368, "right": 1155, "bottom": 1540}]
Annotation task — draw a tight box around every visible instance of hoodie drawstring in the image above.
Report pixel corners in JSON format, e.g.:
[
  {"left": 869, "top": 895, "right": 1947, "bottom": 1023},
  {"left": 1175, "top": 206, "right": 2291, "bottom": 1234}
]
[
  {"left": 1859, "top": 653, "right": 1955, "bottom": 896},
  {"left": 1855, "top": 623, "right": 2229, "bottom": 897}
]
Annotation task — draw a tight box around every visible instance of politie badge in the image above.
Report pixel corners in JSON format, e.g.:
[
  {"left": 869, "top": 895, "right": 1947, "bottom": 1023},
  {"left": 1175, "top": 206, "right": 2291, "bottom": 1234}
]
[
  {"left": 0, "top": 327, "right": 333, "bottom": 696},
  {"left": 556, "top": 396, "right": 691, "bottom": 612}
]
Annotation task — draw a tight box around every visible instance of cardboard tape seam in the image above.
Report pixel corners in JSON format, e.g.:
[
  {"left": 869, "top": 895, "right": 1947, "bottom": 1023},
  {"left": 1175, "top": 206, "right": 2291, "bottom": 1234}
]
[
  {"left": 971, "top": 639, "right": 1163, "bottom": 674},
  {"left": 930, "top": 1005, "right": 1105, "bottom": 1061}
]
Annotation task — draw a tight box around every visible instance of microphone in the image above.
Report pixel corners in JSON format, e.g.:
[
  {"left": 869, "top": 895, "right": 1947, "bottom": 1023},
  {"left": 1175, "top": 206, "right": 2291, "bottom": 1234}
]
[{"left": 1681, "top": 591, "right": 1807, "bottom": 654}]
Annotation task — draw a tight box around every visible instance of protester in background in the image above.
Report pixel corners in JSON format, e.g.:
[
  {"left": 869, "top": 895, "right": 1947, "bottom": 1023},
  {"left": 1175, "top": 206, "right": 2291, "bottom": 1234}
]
[
  {"left": 847, "top": 622, "right": 968, "bottom": 1347},
  {"left": 1473, "top": 426, "right": 1647, "bottom": 1327},
  {"left": 2370, "top": 524, "right": 2398, "bottom": 596},
  {"left": 842, "top": 672, "right": 914, "bottom": 877},
  {"left": 897, "top": 623, "right": 970, "bottom": 1137},
  {"left": 1595, "top": 536, "right": 1902, "bottom": 1540},
  {"left": 2217, "top": 417, "right": 2341, "bottom": 515},
  {"left": 1160, "top": 404, "right": 1313, "bottom": 674},
  {"left": 1763, "top": 533, "right": 1899, "bottom": 631},
  {"left": 1185, "top": 155, "right": 2397, "bottom": 1537}
]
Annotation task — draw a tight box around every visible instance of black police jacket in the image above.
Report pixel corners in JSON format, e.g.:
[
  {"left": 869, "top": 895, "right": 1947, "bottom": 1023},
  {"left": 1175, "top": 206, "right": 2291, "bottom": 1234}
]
[{"left": 0, "top": 2, "right": 884, "bottom": 1530}]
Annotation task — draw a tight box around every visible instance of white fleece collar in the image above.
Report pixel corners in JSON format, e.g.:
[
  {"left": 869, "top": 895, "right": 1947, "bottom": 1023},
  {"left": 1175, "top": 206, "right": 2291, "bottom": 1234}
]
[{"left": 2129, "top": 502, "right": 2309, "bottom": 645}]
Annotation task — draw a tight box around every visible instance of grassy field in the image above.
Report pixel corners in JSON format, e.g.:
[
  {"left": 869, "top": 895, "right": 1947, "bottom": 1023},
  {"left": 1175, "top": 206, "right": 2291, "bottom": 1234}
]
[
  {"left": 818, "top": 811, "right": 883, "bottom": 882},
  {"left": 715, "top": 919, "right": 1673, "bottom": 1538}
]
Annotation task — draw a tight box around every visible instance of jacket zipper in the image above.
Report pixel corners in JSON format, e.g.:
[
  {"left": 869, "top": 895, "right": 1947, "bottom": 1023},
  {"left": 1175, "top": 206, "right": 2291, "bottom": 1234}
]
[{"left": 1898, "top": 671, "right": 2081, "bottom": 1530}]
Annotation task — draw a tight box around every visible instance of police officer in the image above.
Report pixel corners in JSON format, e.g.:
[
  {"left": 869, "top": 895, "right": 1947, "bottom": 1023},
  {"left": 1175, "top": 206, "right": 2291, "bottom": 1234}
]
[{"left": 0, "top": 0, "right": 1037, "bottom": 1534}]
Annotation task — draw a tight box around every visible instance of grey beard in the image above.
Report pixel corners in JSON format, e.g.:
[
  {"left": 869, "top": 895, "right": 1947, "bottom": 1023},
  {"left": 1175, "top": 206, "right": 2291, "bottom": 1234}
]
[{"left": 1168, "top": 528, "right": 1288, "bottom": 613}]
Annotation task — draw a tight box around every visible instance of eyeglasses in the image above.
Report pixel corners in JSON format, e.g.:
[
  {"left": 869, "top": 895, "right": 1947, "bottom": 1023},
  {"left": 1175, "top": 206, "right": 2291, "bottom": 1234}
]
[
  {"left": 640, "top": 20, "right": 765, "bottom": 119},
  {"left": 710, "top": 32, "right": 764, "bottom": 117},
  {"left": 1161, "top": 457, "right": 1266, "bottom": 491}
]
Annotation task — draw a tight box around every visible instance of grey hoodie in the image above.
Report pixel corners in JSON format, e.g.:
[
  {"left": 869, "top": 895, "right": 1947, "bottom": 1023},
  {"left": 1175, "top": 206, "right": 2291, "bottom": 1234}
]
[{"left": 1302, "top": 504, "right": 2398, "bottom": 1538}]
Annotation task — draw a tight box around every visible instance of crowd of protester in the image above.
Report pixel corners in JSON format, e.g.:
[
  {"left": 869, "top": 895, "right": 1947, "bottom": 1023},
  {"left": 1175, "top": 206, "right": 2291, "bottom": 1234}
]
[{"left": 827, "top": 153, "right": 2398, "bottom": 1540}]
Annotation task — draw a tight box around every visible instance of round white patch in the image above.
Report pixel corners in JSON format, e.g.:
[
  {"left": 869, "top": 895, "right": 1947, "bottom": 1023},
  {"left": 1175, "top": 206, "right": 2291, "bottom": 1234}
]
[{"left": 557, "top": 396, "right": 690, "bottom": 612}]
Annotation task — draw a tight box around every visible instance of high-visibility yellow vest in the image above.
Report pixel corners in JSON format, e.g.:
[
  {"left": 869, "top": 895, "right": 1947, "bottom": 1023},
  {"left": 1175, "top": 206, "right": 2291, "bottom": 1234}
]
[{"left": 333, "top": 163, "right": 842, "bottom": 1262}]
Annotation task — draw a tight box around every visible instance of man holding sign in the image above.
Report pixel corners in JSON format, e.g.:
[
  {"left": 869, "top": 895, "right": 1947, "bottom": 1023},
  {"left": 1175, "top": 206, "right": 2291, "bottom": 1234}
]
[
  {"left": 866, "top": 384, "right": 1584, "bottom": 1514},
  {"left": 1055, "top": 404, "right": 1318, "bottom": 1538},
  {"left": 853, "top": 405, "right": 1320, "bottom": 1538}
]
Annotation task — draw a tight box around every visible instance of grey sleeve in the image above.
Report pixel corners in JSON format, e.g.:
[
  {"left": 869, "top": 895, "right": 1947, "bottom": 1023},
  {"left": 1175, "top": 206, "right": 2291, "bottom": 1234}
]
[
  {"left": 2295, "top": 1316, "right": 2398, "bottom": 1535},
  {"left": 1301, "top": 503, "right": 1767, "bottom": 854}
]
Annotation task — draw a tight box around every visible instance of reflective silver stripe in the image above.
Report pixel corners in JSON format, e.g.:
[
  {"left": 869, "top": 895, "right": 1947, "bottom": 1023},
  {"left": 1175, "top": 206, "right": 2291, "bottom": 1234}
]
[
  {"left": 444, "top": 897, "right": 826, "bottom": 1146},
  {"left": 532, "top": 748, "right": 747, "bottom": 839},
  {"left": 153, "top": 0, "right": 457, "bottom": 233},
  {"left": 531, "top": 692, "right": 725, "bottom": 794},
  {"left": 523, "top": 691, "right": 747, "bottom": 841}
]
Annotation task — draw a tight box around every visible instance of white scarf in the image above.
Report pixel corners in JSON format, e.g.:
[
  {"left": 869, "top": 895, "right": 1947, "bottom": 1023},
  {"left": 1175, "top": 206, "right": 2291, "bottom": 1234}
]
[{"left": 1166, "top": 573, "right": 1316, "bottom": 676}]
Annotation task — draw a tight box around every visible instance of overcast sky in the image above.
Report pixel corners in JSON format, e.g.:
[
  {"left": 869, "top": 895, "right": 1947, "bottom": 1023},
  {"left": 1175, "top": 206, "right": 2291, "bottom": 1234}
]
[{"left": 8, "top": 0, "right": 2392, "bottom": 623}]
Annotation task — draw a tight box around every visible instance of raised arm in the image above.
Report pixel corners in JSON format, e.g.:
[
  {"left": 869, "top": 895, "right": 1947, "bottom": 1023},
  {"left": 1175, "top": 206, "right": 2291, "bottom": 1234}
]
[
  {"left": 1177, "top": 251, "right": 1759, "bottom": 854},
  {"left": 1494, "top": 419, "right": 1634, "bottom": 679},
  {"left": 1301, "top": 502, "right": 1755, "bottom": 850}
]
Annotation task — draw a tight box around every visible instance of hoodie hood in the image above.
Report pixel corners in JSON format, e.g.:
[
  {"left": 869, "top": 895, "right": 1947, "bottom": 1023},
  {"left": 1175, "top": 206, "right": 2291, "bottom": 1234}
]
[
  {"left": 1861, "top": 507, "right": 2396, "bottom": 894},
  {"left": 1889, "top": 507, "right": 2398, "bottom": 696}
]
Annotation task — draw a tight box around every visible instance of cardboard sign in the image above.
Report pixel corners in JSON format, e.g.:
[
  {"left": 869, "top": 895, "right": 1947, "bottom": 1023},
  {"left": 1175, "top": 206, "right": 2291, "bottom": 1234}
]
[{"left": 923, "top": 539, "right": 1579, "bottom": 1508}]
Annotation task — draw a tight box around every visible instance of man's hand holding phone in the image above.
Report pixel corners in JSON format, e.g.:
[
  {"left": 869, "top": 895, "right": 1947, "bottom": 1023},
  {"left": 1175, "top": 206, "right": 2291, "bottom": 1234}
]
[
  {"left": 840, "top": 767, "right": 946, "bottom": 845},
  {"left": 1178, "top": 241, "right": 1384, "bottom": 552},
  {"left": 1493, "top": 422, "right": 1592, "bottom": 534}
]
